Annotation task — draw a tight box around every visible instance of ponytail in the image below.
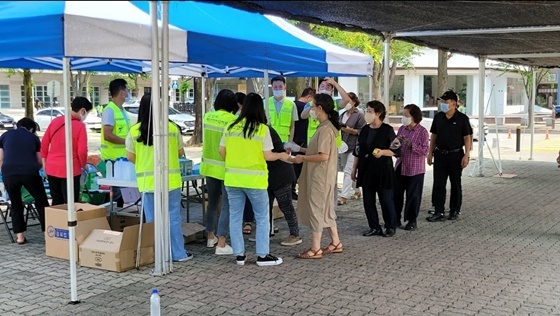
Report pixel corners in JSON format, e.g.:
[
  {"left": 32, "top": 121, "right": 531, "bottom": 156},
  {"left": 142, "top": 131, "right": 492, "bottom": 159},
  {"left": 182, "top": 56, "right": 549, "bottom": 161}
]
[{"left": 329, "top": 109, "right": 341, "bottom": 130}]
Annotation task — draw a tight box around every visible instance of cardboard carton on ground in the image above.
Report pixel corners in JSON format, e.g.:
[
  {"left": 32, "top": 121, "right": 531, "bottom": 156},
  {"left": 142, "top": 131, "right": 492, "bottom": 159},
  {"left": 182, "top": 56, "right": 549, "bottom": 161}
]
[
  {"left": 45, "top": 203, "right": 110, "bottom": 261},
  {"left": 107, "top": 215, "right": 141, "bottom": 232},
  {"left": 79, "top": 222, "right": 154, "bottom": 272},
  {"left": 272, "top": 200, "right": 283, "bottom": 219}
]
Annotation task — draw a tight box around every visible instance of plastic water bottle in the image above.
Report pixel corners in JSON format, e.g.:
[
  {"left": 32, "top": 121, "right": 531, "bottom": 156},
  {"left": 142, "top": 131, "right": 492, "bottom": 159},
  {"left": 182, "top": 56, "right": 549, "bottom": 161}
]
[
  {"left": 106, "top": 160, "right": 113, "bottom": 179},
  {"left": 150, "top": 288, "right": 161, "bottom": 316},
  {"left": 91, "top": 173, "right": 99, "bottom": 191},
  {"left": 114, "top": 158, "right": 124, "bottom": 179}
]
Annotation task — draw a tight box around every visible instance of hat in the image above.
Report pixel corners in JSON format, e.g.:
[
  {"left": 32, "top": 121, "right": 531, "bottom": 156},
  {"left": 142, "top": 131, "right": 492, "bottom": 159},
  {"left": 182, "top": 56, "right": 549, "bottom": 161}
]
[{"left": 438, "top": 90, "right": 458, "bottom": 102}]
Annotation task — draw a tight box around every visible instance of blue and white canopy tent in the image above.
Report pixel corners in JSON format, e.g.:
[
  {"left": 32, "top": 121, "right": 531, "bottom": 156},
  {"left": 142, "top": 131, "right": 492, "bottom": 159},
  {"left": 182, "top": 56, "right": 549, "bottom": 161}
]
[{"left": 0, "top": 0, "right": 373, "bottom": 304}]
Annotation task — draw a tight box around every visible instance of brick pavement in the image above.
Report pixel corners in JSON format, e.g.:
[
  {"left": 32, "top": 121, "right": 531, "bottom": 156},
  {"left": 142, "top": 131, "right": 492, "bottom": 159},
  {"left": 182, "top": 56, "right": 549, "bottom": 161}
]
[{"left": 2, "top": 140, "right": 560, "bottom": 315}]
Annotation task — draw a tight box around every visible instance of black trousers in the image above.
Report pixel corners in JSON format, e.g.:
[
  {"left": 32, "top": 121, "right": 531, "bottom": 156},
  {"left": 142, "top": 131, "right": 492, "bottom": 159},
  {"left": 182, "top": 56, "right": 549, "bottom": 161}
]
[
  {"left": 4, "top": 174, "right": 49, "bottom": 233},
  {"left": 394, "top": 165, "right": 425, "bottom": 224},
  {"left": 47, "top": 175, "right": 81, "bottom": 206},
  {"left": 268, "top": 183, "right": 299, "bottom": 237},
  {"left": 243, "top": 196, "right": 254, "bottom": 223},
  {"left": 433, "top": 150, "right": 463, "bottom": 215},
  {"left": 362, "top": 185, "right": 397, "bottom": 229}
]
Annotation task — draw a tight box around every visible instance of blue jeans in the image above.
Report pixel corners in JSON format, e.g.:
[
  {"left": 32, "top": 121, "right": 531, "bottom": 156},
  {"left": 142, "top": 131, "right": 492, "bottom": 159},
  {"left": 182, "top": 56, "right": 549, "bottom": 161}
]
[
  {"left": 143, "top": 189, "right": 188, "bottom": 261},
  {"left": 226, "top": 187, "right": 269, "bottom": 257},
  {"left": 205, "top": 177, "right": 230, "bottom": 237}
]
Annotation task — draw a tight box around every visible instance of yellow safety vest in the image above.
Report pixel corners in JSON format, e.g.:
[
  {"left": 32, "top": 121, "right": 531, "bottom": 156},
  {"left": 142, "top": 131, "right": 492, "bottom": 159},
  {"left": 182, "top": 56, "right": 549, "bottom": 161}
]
[
  {"left": 268, "top": 97, "right": 294, "bottom": 143},
  {"left": 307, "top": 100, "right": 343, "bottom": 147},
  {"left": 200, "top": 110, "right": 236, "bottom": 180},
  {"left": 223, "top": 120, "right": 268, "bottom": 190},
  {"left": 100, "top": 102, "right": 130, "bottom": 161},
  {"left": 130, "top": 122, "right": 182, "bottom": 192}
]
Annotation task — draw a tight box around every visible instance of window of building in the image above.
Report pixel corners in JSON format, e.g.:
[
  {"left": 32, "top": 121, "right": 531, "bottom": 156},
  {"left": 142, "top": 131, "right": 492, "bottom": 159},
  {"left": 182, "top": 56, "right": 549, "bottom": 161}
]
[
  {"left": 507, "top": 77, "right": 526, "bottom": 106},
  {"left": 22, "top": 85, "right": 53, "bottom": 108},
  {"left": 0, "top": 85, "right": 10, "bottom": 108}
]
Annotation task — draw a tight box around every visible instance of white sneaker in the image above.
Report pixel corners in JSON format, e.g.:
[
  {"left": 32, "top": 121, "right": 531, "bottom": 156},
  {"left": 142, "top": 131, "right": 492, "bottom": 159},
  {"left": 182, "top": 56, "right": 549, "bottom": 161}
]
[
  {"left": 207, "top": 236, "right": 218, "bottom": 248},
  {"left": 175, "top": 253, "right": 193, "bottom": 262},
  {"left": 256, "top": 254, "right": 283, "bottom": 266},
  {"left": 215, "top": 244, "right": 233, "bottom": 255}
]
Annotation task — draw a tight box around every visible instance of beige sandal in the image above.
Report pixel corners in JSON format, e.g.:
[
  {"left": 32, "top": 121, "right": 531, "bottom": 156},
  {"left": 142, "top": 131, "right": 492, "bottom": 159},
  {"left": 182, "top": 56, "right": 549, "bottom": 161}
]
[
  {"left": 337, "top": 197, "right": 348, "bottom": 205},
  {"left": 297, "top": 248, "right": 323, "bottom": 259},
  {"left": 351, "top": 191, "right": 362, "bottom": 200},
  {"left": 322, "top": 242, "right": 343, "bottom": 254}
]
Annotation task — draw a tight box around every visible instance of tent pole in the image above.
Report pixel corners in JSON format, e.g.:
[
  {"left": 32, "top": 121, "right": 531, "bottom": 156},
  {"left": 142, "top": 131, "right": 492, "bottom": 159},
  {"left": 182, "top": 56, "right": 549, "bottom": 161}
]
[
  {"left": 264, "top": 70, "right": 269, "bottom": 118},
  {"left": 475, "top": 57, "right": 486, "bottom": 177},
  {"left": 150, "top": 0, "right": 163, "bottom": 277},
  {"left": 63, "top": 57, "right": 79, "bottom": 305},
  {"left": 383, "top": 33, "right": 392, "bottom": 110},
  {"left": 529, "top": 69, "right": 536, "bottom": 161},
  {"left": 202, "top": 76, "right": 206, "bottom": 117},
  {"left": 162, "top": 0, "right": 171, "bottom": 273}
]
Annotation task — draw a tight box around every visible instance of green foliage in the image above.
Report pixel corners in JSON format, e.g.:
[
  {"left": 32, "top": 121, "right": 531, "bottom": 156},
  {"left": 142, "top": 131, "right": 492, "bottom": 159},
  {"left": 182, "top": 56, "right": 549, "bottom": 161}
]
[
  {"left": 300, "top": 22, "right": 422, "bottom": 67},
  {"left": 179, "top": 79, "right": 190, "bottom": 101},
  {"left": 497, "top": 63, "right": 549, "bottom": 100}
]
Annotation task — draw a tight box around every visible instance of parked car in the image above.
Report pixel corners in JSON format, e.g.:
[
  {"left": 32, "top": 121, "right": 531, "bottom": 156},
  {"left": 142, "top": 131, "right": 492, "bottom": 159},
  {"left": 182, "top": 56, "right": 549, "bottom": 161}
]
[
  {"left": 123, "top": 100, "right": 195, "bottom": 135},
  {"left": 35, "top": 107, "right": 102, "bottom": 132},
  {"left": 420, "top": 107, "right": 489, "bottom": 141},
  {"left": 0, "top": 112, "right": 15, "bottom": 130}
]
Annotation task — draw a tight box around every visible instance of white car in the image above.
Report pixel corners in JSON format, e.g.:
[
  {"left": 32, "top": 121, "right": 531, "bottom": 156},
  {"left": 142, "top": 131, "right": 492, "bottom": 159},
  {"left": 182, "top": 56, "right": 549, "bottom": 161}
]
[
  {"left": 420, "top": 107, "right": 488, "bottom": 141},
  {"left": 35, "top": 107, "right": 102, "bottom": 132},
  {"left": 123, "top": 100, "right": 195, "bottom": 134}
]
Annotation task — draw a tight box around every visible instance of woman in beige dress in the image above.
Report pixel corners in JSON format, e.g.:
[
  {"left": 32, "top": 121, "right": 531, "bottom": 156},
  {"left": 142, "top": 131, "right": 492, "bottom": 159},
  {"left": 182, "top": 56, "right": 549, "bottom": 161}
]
[{"left": 290, "top": 93, "right": 342, "bottom": 259}]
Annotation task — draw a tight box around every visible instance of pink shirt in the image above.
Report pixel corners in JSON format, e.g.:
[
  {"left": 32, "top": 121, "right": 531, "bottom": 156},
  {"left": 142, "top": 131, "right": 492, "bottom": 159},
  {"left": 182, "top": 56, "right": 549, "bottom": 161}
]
[
  {"left": 395, "top": 124, "right": 429, "bottom": 176},
  {"left": 41, "top": 115, "right": 88, "bottom": 178}
]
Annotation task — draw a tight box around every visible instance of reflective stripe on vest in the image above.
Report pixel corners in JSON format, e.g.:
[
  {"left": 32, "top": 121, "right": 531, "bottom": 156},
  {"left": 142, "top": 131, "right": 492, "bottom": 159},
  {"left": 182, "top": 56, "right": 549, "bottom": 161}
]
[
  {"left": 200, "top": 110, "right": 236, "bottom": 180},
  {"left": 131, "top": 122, "right": 182, "bottom": 192},
  {"left": 101, "top": 102, "right": 130, "bottom": 161},
  {"left": 223, "top": 120, "right": 268, "bottom": 190},
  {"left": 268, "top": 97, "right": 293, "bottom": 143}
]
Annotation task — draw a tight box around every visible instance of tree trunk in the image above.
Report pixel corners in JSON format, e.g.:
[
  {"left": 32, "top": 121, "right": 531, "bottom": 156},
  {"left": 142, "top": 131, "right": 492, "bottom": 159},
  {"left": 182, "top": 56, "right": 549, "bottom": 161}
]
[
  {"left": 133, "top": 74, "right": 139, "bottom": 98},
  {"left": 295, "top": 77, "right": 307, "bottom": 99},
  {"left": 84, "top": 72, "right": 92, "bottom": 100},
  {"left": 372, "top": 61, "right": 382, "bottom": 101},
  {"left": 186, "top": 78, "right": 217, "bottom": 146},
  {"left": 23, "top": 70, "right": 33, "bottom": 119},
  {"left": 437, "top": 49, "right": 449, "bottom": 97},
  {"left": 187, "top": 78, "right": 203, "bottom": 146}
]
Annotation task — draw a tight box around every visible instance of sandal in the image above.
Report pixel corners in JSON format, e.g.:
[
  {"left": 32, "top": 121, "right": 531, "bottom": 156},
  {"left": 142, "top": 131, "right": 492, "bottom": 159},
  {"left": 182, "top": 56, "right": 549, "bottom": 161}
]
[
  {"left": 351, "top": 191, "right": 362, "bottom": 200},
  {"left": 243, "top": 222, "right": 252, "bottom": 235},
  {"left": 296, "top": 248, "right": 323, "bottom": 259},
  {"left": 322, "top": 242, "right": 343, "bottom": 254},
  {"left": 337, "top": 197, "right": 348, "bottom": 205}
]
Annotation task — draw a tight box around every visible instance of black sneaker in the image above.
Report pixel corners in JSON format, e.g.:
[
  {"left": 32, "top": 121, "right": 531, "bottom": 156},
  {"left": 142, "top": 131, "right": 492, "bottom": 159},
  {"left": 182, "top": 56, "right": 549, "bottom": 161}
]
[
  {"left": 426, "top": 213, "right": 447, "bottom": 222},
  {"left": 236, "top": 255, "right": 246, "bottom": 266},
  {"left": 448, "top": 212, "right": 459, "bottom": 221},
  {"left": 256, "top": 254, "right": 283, "bottom": 266}
]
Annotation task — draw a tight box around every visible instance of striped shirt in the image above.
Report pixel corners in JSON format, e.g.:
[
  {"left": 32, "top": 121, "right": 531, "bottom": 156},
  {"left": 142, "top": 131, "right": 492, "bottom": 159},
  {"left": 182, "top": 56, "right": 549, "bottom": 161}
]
[{"left": 395, "top": 124, "right": 430, "bottom": 176}]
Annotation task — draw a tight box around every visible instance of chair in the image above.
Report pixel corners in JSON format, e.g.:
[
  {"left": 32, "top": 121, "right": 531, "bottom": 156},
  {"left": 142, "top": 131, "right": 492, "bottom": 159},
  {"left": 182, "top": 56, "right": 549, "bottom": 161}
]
[
  {"left": 80, "top": 163, "right": 109, "bottom": 205},
  {"left": 0, "top": 185, "right": 44, "bottom": 243}
]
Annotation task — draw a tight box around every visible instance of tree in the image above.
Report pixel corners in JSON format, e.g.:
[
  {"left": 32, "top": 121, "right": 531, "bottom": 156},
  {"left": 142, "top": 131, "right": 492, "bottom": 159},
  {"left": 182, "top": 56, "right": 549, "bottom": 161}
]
[
  {"left": 104, "top": 72, "right": 151, "bottom": 97},
  {"left": 178, "top": 77, "right": 191, "bottom": 103},
  {"left": 498, "top": 63, "right": 549, "bottom": 128},
  {"left": 437, "top": 49, "right": 453, "bottom": 97},
  {"left": 3, "top": 69, "right": 34, "bottom": 118},
  {"left": 298, "top": 22, "right": 422, "bottom": 101},
  {"left": 186, "top": 77, "right": 217, "bottom": 146}
]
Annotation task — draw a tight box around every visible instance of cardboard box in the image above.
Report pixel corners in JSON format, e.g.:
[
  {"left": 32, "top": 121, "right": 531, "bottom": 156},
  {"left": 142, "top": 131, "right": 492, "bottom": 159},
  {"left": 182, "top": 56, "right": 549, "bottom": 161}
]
[
  {"left": 45, "top": 203, "right": 110, "bottom": 261},
  {"left": 273, "top": 200, "right": 284, "bottom": 219},
  {"left": 108, "top": 215, "right": 141, "bottom": 232},
  {"left": 79, "top": 223, "right": 155, "bottom": 272}
]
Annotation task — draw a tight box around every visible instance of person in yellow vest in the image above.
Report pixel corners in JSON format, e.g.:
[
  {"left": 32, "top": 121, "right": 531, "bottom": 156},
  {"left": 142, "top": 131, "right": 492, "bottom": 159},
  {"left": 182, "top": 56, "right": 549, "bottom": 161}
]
[
  {"left": 267, "top": 76, "right": 299, "bottom": 143},
  {"left": 219, "top": 92, "right": 290, "bottom": 267},
  {"left": 200, "top": 89, "right": 239, "bottom": 255},
  {"left": 126, "top": 94, "right": 192, "bottom": 262},
  {"left": 101, "top": 78, "right": 131, "bottom": 207},
  {"left": 300, "top": 77, "right": 351, "bottom": 144}
]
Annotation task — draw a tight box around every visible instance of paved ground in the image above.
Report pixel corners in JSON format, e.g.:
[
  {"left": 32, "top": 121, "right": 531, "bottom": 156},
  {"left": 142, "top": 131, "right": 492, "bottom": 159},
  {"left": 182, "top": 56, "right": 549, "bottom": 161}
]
[{"left": 2, "top": 131, "right": 560, "bottom": 315}]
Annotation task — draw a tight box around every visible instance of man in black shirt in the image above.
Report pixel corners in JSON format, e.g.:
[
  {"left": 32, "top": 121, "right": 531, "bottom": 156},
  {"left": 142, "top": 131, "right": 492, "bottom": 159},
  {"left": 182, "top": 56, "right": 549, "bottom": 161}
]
[
  {"left": 291, "top": 87, "right": 315, "bottom": 200},
  {"left": 426, "top": 90, "right": 472, "bottom": 222}
]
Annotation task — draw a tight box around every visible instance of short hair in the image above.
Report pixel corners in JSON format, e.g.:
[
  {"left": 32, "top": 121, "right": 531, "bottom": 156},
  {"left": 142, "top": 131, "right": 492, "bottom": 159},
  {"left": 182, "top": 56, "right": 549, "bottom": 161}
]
[
  {"left": 71, "top": 96, "right": 93, "bottom": 112},
  {"left": 235, "top": 92, "right": 246, "bottom": 105},
  {"left": 17, "top": 117, "right": 37, "bottom": 133},
  {"left": 404, "top": 104, "right": 422, "bottom": 124},
  {"left": 270, "top": 76, "right": 286, "bottom": 85},
  {"left": 109, "top": 78, "right": 128, "bottom": 98},
  {"left": 300, "top": 87, "right": 316, "bottom": 98},
  {"left": 366, "top": 100, "right": 387, "bottom": 121}
]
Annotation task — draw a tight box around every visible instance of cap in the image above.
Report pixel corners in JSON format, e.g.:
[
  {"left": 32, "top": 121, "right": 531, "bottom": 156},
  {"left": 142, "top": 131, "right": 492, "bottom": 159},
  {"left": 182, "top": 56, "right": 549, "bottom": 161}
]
[{"left": 438, "top": 90, "right": 458, "bottom": 102}]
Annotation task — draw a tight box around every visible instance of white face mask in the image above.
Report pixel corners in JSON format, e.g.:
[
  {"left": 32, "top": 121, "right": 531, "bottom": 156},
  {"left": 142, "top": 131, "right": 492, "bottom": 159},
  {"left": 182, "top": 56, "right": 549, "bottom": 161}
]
[
  {"left": 364, "top": 112, "right": 376, "bottom": 124},
  {"left": 344, "top": 103, "right": 353, "bottom": 111},
  {"left": 273, "top": 90, "right": 284, "bottom": 98},
  {"left": 80, "top": 110, "right": 88, "bottom": 122},
  {"left": 318, "top": 89, "right": 328, "bottom": 94},
  {"left": 309, "top": 109, "right": 318, "bottom": 120},
  {"left": 402, "top": 116, "right": 412, "bottom": 126}
]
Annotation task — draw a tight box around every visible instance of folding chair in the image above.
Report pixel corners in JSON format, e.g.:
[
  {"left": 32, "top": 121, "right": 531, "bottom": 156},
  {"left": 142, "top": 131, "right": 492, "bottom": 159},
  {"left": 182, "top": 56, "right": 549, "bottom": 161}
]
[{"left": 0, "top": 187, "right": 43, "bottom": 243}]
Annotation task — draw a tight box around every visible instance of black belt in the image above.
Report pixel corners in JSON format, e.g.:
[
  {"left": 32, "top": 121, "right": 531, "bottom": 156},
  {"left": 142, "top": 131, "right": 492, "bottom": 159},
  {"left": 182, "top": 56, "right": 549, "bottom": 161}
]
[{"left": 435, "top": 148, "right": 462, "bottom": 154}]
